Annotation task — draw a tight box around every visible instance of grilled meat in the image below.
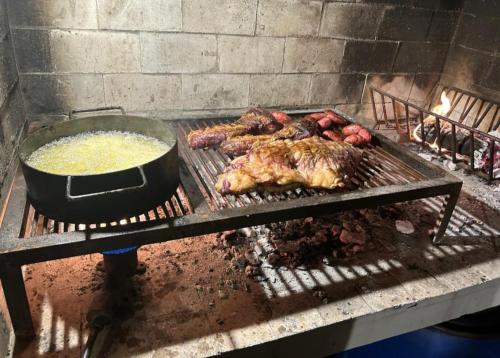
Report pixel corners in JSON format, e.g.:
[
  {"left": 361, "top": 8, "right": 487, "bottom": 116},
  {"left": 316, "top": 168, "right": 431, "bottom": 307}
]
[
  {"left": 273, "top": 119, "right": 318, "bottom": 140},
  {"left": 187, "top": 123, "right": 250, "bottom": 149},
  {"left": 220, "top": 134, "right": 271, "bottom": 157},
  {"left": 238, "top": 108, "right": 283, "bottom": 134},
  {"left": 187, "top": 108, "right": 283, "bottom": 149},
  {"left": 220, "top": 119, "right": 318, "bottom": 156},
  {"left": 216, "top": 136, "right": 362, "bottom": 194},
  {"left": 271, "top": 111, "right": 292, "bottom": 124}
]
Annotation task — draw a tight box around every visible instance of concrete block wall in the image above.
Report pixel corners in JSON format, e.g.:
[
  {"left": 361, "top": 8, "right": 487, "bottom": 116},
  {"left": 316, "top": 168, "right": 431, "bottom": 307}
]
[
  {"left": 6, "top": 0, "right": 461, "bottom": 122},
  {"left": 0, "top": 0, "right": 26, "bottom": 205},
  {"left": 441, "top": 0, "right": 500, "bottom": 102}
]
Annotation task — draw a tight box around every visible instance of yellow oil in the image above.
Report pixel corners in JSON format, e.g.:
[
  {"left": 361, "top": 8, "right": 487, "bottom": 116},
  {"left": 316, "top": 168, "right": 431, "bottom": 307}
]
[{"left": 26, "top": 131, "right": 170, "bottom": 175}]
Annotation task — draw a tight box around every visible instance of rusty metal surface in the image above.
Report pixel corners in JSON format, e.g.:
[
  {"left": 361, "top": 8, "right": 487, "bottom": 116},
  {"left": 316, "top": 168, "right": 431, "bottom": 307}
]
[{"left": 369, "top": 85, "right": 499, "bottom": 184}]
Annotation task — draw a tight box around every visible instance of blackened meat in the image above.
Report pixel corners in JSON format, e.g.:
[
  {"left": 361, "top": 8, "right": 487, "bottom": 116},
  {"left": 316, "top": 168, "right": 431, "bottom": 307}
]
[{"left": 220, "top": 119, "right": 318, "bottom": 156}]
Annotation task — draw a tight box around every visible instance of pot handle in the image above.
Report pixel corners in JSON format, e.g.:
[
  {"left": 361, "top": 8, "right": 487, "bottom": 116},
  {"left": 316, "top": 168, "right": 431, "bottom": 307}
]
[
  {"left": 65, "top": 166, "right": 148, "bottom": 202},
  {"left": 68, "top": 106, "right": 126, "bottom": 120}
]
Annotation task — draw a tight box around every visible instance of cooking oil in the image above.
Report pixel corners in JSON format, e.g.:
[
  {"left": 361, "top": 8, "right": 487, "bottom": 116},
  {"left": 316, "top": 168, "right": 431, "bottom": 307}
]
[{"left": 26, "top": 131, "right": 170, "bottom": 175}]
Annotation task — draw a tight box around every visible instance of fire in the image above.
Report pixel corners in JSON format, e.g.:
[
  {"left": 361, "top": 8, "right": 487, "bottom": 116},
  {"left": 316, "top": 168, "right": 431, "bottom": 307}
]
[
  {"left": 413, "top": 91, "right": 451, "bottom": 143},
  {"left": 425, "top": 91, "right": 451, "bottom": 124}
]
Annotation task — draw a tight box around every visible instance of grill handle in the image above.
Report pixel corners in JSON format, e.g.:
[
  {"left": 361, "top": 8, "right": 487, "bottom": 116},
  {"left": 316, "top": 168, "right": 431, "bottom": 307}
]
[
  {"left": 65, "top": 166, "right": 148, "bottom": 202},
  {"left": 68, "top": 106, "right": 126, "bottom": 120}
]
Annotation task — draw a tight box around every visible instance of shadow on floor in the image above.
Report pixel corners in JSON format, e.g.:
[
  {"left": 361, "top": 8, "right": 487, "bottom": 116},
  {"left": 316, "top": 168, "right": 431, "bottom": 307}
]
[{"left": 4, "top": 190, "right": 500, "bottom": 357}]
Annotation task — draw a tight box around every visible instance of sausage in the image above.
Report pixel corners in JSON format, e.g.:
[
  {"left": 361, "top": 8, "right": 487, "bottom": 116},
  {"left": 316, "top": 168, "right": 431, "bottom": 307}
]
[
  {"left": 271, "top": 111, "right": 292, "bottom": 124},
  {"left": 324, "top": 110, "right": 334, "bottom": 118},
  {"left": 342, "top": 124, "right": 362, "bottom": 137},
  {"left": 358, "top": 128, "right": 372, "bottom": 143},
  {"left": 344, "top": 134, "right": 364, "bottom": 146},
  {"left": 324, "top": 110, "right": 347, "bottom": 125},
  {"left": 309, "top": 112, "right": 327, "bottom": 121},
  {"left": 331, "top": 116, "right": 348, "bottom": 125},
  {"left": 317, "top": 117, "right": 332, "bottom": 130},
  {"left": 322, "top": 130, "right": 343, "bottom": 142}
]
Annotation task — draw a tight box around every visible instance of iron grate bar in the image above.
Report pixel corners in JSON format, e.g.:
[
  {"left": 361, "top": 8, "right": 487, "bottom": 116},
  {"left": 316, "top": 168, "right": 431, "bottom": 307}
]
[{"left": 21, "top": 184, "right": 193, "bottom": 239}]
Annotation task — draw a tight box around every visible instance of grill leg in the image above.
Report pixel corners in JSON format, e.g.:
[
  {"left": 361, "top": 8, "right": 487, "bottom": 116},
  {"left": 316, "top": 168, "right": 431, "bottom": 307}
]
[
  {"left": 432, "top": 189, "right": 460, "bottom": 245},
  {"left": 0, "top": 264, "right": 35, "bottom": 338}
]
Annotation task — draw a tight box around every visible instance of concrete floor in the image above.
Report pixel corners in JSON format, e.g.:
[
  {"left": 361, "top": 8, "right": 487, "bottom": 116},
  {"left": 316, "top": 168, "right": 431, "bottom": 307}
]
[{"left": 0, "top": 183, "right": 499, "bottom": 357}]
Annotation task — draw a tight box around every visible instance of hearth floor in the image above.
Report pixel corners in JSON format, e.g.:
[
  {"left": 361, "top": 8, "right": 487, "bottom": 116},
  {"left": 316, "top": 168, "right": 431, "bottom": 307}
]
[{"left": 1, "top": 186, "right": 499, "bottom": 357}]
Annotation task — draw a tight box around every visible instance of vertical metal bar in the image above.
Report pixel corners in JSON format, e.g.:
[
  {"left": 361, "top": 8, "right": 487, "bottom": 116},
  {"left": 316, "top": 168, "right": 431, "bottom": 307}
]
[
  {"left": 432, "top": 186, "right": 461, "bottom": 245},
  {"left": 19, "top": 203, "right": 34, "bottom": 238},
  {"left": 488, "top": 140, "right": 495, "bottom": 184},
  {"left": 435, "top": 116, "right": 442, "bottom": 155},
  {"left": 404, "top": 104, "right": 410, "bottom": 138},
  {"left": 381, "top": 94, "right": 388, "bottom": 125},
  {"left": 392, "top": 99, "right": 401, "bottom": 133},
  {"left": 469, "top": 132, "right": 475, "bottom": 171},
  {"left": 370, "top": 88, "right": 379, "bottom": 128},
  {"left": 451, "top": 124, "right": 457, "bottom": 163},
  {"left": 419, "top": 110, "right": 425, "bottom": 149},
  {"left": 0, "top": 264, "right": 35, "bottom": 338}
]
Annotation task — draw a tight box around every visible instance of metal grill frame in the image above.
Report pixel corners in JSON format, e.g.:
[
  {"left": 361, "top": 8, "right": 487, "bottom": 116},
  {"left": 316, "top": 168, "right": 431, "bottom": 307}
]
[
  {"left": 0, "top": 108, "right": 462, "bottom": 338},
  {"left": 369, "top": 85, "right": 500, "bottom": 184}
]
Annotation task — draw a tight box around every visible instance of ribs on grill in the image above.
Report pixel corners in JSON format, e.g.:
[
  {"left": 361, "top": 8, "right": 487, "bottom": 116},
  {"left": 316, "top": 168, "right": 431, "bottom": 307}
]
[
  {"left": 187, "top": 108, "right": 283, "bottom": 149},
  {"left": 220, "top": 119, "right": 318, "bottom": 156},
  {"left": 216, "top": 136, "right": 362, "bottom": 194}
]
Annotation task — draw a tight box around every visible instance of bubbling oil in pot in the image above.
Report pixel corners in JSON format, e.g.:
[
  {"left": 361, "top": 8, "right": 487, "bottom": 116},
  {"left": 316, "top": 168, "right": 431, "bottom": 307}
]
[{"left": 26, "top": 131, "right": 170, "bottom": 175}]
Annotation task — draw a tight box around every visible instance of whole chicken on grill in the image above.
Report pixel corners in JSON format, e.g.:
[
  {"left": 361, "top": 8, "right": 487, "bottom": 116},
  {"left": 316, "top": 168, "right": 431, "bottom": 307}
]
[
  {"left": 215, "top": 136, "right": 362, "bottom": 194},
  {"left": 220, "top": 119, "right": 318, "bottom": 156},
  {"left": 187, "top": 108, "right": 283, "bottom": 149}
]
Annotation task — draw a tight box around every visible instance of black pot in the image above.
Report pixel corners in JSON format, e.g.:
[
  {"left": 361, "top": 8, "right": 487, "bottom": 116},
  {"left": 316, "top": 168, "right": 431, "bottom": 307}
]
[{"left": 18, "top": 107, "right": 179, "bottom": 224}]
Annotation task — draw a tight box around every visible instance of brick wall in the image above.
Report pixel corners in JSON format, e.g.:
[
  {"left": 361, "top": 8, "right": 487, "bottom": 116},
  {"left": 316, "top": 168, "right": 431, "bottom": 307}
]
[
  {"left": 0, "top": 0, "right": 26, "bottom": 205},
  {"left": 6, "top": 0, "right": 460, "bottom": 122},
  {"left": 441, "top": 0, "right": 500, "bottom": 101}
]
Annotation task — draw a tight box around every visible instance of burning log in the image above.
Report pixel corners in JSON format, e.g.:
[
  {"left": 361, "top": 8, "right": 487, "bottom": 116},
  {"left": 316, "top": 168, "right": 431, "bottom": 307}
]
[{"left": 412, "top": 91, "right": 500, "bottom": 178}]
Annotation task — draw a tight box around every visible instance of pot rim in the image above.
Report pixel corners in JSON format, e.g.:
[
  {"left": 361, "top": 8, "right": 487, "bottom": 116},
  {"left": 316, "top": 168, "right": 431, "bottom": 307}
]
[{"left": 19, "top": 114, "right": 177, "bottom": 178}]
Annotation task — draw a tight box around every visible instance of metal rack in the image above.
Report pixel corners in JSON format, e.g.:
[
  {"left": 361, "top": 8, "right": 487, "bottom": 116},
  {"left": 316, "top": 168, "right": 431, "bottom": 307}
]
[
  {"left": 369, "top": 85, "right": 499, "bottom": 183},
  {"left": 0, "top": 108, "right": 462, "bottom": 338}
]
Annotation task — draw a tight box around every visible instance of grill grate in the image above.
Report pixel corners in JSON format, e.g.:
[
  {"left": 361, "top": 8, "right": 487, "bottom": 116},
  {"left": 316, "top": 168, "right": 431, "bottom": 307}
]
[
  {"left": 177, "top": 118, "right": 428, "bottom": 211},
  {"left": 0, "top": 108, "right": 463, "bottom": 339},
  {"left": 20, "top": 186, "right": 193, "bottom": 238},
  {"left": 17, "top": 116, "right": 447, "bottom": 238}
]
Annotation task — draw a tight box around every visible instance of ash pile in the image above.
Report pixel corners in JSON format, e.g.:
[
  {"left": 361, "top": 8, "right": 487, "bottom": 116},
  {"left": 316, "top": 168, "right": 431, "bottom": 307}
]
[{"left": 215, "top": 203, "right": 438, "bottom": 276}]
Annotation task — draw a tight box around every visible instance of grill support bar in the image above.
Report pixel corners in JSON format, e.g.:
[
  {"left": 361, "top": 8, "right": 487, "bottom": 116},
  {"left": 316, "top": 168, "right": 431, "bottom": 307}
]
[
  {"left": 0, "top": 263, "right": 35, "bottom": 338},
  {"left": 1, "top": 177, "right": 460, "bottom": 266},
  {"left": 432, "top": 187, "right": 461, "bottom": 244}
]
